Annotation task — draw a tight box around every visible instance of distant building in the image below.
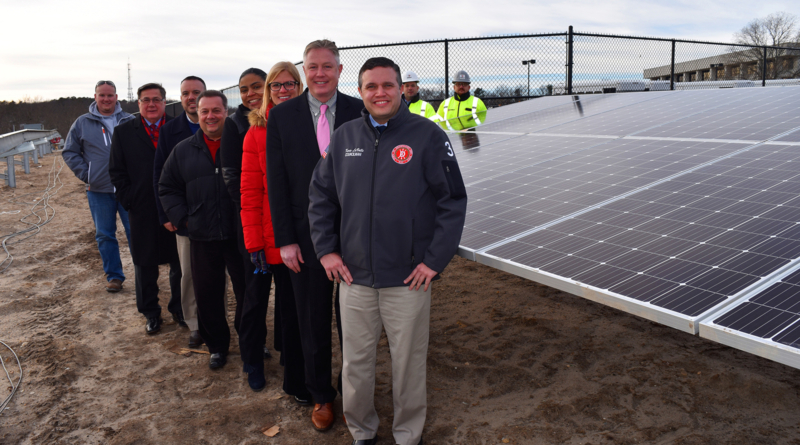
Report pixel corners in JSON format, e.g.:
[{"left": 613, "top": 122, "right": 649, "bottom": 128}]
[{"left": 644, "top": 45, "right": 800, "bottom": 82}]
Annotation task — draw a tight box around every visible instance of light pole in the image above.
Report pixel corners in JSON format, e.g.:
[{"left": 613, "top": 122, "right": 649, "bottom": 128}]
[{"left": 522, "top": 59, "right": 536, "bottom": 96}]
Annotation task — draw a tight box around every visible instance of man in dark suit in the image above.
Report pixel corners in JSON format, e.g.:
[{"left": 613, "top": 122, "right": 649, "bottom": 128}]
[
  {"left": 153, "top": 76, "right": 206, "bottom": 347},
  {"left": 266, "top": 39, "right": 364, "bottom": 432},
  {"left": 109, "top": 83, "right": 181, "bottom": 335}
]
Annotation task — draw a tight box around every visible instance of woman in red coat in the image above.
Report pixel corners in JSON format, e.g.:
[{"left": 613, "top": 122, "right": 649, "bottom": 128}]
[{"left": 240, "top": 61, "right": 308, "bottom": 395}]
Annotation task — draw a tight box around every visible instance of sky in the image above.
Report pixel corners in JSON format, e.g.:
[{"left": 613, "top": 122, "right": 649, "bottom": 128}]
[{"left": 1, "top": 0, "right": 799, "bottom": 102}]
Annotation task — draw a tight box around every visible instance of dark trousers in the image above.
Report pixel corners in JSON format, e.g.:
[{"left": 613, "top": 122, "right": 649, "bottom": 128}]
[
  {"left": 289, "top": 264, "right": 339, "bottom": 404},
  {"left": 235, "top": 218, "right": 280, "bottom": 350},
  {"left": 190, "top": 238, "right": 246, "bottom": 354},
  {"left": 238, "top": 266, "right": 273, "bottom": 365},
  {"left": 270, "top": 264, "right": 309, "bottom": 397},
  {"left": 134, "top": 262, "right": 181, "bottom": 319}
]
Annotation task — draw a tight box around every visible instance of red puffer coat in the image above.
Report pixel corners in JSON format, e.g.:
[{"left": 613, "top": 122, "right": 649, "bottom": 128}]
[{"left": 240, "top": 104, "right": 282, "bottom": 264}]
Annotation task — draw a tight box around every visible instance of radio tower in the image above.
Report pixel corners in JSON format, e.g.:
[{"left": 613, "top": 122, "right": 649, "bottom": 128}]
[{"left": 127, "top": 59, "right": 134, "bottom": 102}]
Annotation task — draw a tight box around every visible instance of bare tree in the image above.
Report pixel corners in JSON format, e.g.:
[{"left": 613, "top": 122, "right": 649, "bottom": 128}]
[{"left": 733, "top": 12, "right": 800, "bottom": 79}]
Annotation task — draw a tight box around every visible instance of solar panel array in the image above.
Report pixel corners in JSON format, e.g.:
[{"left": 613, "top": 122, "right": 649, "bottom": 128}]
[{"left": 450, "top": 86, "right": 800, "bottom": 368}]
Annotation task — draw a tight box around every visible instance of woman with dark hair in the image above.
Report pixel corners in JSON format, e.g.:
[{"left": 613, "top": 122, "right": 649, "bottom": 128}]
[
  {"left": 239, "top": 62, "right": 310, "bottom": 396},
  {"left": 218, "top": 68, "right": 278, "bottom": 371}
]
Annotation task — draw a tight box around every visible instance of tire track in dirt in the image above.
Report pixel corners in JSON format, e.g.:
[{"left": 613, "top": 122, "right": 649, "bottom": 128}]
[{"left": 5, "top": 235, "right": 97, "bottom": 444}]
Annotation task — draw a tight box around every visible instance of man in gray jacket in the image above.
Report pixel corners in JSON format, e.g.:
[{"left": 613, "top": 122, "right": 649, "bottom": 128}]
[
  {"left": 63, "top": 80, "right": 134, "bottom": 292},
  {"left": 309, "top": 58, "right": 467, "bottom": 445}
]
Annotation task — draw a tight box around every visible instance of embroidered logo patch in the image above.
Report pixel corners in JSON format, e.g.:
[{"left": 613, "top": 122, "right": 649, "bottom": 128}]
[{"left": 391, "top": 145, "right": 413, "bottom": 164}]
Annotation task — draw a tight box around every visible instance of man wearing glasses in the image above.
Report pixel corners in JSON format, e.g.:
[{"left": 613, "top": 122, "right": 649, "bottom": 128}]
[
  {"left": 63, "top": 80, "right": 134, "bottom": 293},
  {"left": 109, "top": 83, "right": 182, "bottom": 335}
]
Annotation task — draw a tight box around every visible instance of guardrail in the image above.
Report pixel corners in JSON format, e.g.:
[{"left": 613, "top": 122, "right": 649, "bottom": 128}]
[{"left": 1, "top": 129, "right": 61, "bottom": 188}]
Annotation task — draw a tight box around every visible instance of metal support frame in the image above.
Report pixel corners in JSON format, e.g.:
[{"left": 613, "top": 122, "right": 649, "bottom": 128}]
[
  {"left": 3, "top": 156, "right": 15, "bottom": 188},
  {"left": 762, "top": 46, "right": 768, "bottom": 87},
  {"left": 1, "top": 141, "right": 38, "bottom": 188}
]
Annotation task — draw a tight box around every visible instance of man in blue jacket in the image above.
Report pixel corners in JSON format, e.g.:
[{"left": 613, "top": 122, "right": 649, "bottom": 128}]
[
  {"left": 309, "top": 57, "right": 467, "bottom": 445},
  {"left": 63, "top": 80, "right": 134, "bottom": 293},
  {"left": 153, "top": 76, "right": 205, "bottom": 347}
]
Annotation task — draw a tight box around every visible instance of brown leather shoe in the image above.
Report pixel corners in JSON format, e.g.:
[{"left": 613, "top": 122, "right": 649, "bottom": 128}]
[
  {"left": 311, "top": 403, "right": 334, "bottom": 431},
  {"left": 106, "top": 279, "right": 123, "bottom": 293}
]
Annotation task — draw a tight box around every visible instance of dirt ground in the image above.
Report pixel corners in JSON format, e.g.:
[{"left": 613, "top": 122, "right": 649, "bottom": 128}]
[{"left": 2, "top": 152, "right": 800, "bottom": 445}]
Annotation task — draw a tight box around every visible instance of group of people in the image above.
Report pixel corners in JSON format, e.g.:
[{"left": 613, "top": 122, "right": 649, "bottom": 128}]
[{"left": 62, "top": 39, "right": 469, "bottom": 445}]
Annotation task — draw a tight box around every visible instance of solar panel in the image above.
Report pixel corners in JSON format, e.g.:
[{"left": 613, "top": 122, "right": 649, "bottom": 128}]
[
  {"left": 775, "top": 130, "right": 800, "bottom": 143},
  {"left": 453, "top": 86, "right": 800, "bottom": 359},
  {"left": 635, "top": 87, "right": 800, "bottom": 141},
  {"left": 530, "top": 89, "right": 772, "bottom": 137},
  {"left": 461, "top": 138, "right": 747, "bottom": 254},
  {"left": 700, "top": 263, "right": 800, "bottom": 368},
  {"left": 486, "top": 141, "right": 800, "bottom": 319},
  {"left": 477, "top": 91, "right": 673, "bottom": 134}
]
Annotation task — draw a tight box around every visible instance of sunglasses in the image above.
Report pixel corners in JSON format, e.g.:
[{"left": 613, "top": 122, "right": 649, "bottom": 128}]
[{"left": 96, "top": 80, "right": 116, "bottom": 88}]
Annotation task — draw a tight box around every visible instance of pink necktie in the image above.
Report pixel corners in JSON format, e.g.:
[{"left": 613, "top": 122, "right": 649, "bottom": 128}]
[{"left": 317, "top": 104, "right": 330, "bottom": 157}]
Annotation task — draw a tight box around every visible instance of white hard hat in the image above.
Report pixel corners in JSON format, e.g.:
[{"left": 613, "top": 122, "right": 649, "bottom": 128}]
[
  {"left": 452, "top": 70, "right": 471, "bottom": 83},
  {"left": 402, "top": 71, "right": 420, "bottom": 83}
]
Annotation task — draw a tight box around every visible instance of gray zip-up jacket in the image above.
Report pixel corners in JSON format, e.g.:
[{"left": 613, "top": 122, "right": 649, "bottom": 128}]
[
  {"left": 62, "top": 102, "right": 134, "bottom": 193},
  {"left": 309, "top": 104, "right": 467, "bottom": 288}
]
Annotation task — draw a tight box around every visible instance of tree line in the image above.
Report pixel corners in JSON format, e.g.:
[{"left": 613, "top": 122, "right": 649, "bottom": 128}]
[{"left": 0, "top": 97, "right": 139, "bottom": 137}]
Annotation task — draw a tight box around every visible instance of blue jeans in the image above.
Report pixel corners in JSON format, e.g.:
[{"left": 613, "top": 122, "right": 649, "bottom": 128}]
[{"left": 86, "top": 191, "right": 131, "bottom": 282}]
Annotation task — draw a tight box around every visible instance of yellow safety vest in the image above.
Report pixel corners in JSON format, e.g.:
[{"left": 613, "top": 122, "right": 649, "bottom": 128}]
[
  {"left": 435, "top": 95, "right": 487, "bottom": 131},
  {"left": 407, "top": 99, "right": 436, "bottom": 119}
]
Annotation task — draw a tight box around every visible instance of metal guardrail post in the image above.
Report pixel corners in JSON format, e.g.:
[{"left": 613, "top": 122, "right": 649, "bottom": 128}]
[
  {"left": 21, "top": 153, "right": 30, "bottom": 174},
  {"left": 762, "top": 46, "right": 767, "bottom": 86},
  {"left": 4, "top": 157, "right": 15, "bottom": 188},
  {"left": 444, "top": 39, "right": 449, "bottom": 98},
  {"left": 670, "top": 40, "right": 676, "bottom": 91},
  {"left": 566, "top": 26, "right": 574, "bottom": 95}
]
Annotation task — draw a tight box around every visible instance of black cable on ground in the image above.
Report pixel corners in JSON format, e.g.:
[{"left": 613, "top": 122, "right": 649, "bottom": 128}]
[
  {"left": 0, "top": 340, "right": 22, "bottom": 415},
  {"left": 0, "top": 154, "right": 64, "bottom": 273}
]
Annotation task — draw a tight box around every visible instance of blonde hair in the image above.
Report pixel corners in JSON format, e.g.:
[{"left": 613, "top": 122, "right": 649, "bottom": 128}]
[
  {"left": 303, "top": 39, "right": 340, "bottom": 64},
  {"left": 257, "top": 62, "right": 304, "bottom": 116}
]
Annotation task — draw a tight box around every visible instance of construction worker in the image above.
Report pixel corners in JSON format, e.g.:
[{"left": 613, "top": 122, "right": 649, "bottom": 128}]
[
  {"left": 401, "top": 71, "right": 436, "bottom": 120},
  {"left": 435, "top": 70, "right": 487, "bottom": 131}
]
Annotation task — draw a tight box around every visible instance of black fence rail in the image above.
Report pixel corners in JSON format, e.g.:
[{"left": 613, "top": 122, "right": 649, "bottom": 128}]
[{"left": 221, "top": 27, "right": 800, "bottom": 110}]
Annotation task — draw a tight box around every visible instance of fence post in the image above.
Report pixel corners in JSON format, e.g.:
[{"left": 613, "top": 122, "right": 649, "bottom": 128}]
[
  {"left": 670, "top": 40, "right": 676, "bottom": 91},
  {"left": 444, "top": 39, "right": 450, "bottom": 98},
  {"left": 566, "top": 26, "right": 574, "bottom": 95},
  {"left": 762, "top": 46, "right": 767, "bottom": 87}
]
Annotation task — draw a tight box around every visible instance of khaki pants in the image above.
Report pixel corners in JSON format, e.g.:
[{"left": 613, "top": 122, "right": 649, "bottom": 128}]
[
  {"left": 340, "top": 283, "right": 430, "bottom": 445},
  {"left": 176, "top": 234, "right": 198, "bottom": 330}
]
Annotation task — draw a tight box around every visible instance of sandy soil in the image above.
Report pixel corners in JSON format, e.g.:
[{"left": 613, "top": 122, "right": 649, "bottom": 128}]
[{"left": 2, "top": 153, "right": 800, "bottom": 445}]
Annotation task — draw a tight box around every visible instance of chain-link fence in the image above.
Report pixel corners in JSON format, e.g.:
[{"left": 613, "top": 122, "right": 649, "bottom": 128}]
[{"left": 221, "top": 27, "right": 800, "bottom": 110}]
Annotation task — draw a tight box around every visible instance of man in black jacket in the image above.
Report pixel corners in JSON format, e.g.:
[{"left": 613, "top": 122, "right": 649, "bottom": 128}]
[
  {"left": 309, "top": 58, "right": 467, "bottom": 445},
  {"left": 109, "top": 83, "right": 181, "bottom": 335},
  {"left": 266, "top": 39, "right": 363, "bottom": 431},
  {"left": 153, "top": 76, "right": 205, "bottom": 347},
  {"left": 159, "top": 90, "right": 245, "bottom": 369}
]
